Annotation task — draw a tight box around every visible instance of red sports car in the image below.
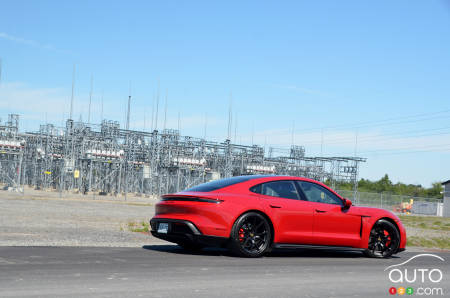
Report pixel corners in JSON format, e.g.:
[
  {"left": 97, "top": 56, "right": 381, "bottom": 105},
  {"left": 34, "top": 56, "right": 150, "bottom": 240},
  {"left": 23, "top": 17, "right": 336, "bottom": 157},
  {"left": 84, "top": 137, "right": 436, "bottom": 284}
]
[{"left": 150, "top": 175, "right": 406, "bottom": 258}]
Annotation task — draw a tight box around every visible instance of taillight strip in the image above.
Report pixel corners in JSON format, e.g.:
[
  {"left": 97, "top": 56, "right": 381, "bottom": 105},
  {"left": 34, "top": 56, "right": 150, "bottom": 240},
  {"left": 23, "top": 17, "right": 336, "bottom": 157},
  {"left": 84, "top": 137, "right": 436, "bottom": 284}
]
[{"left": 161, "top": 197, "right": 222, "bottom": 204}]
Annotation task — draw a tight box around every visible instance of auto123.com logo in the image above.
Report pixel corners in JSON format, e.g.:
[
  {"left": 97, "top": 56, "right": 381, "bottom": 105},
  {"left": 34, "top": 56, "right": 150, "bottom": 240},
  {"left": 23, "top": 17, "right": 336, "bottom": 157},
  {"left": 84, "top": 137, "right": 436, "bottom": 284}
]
[{"left": 385, "top": 254, "right": 445, "bottom": 296}]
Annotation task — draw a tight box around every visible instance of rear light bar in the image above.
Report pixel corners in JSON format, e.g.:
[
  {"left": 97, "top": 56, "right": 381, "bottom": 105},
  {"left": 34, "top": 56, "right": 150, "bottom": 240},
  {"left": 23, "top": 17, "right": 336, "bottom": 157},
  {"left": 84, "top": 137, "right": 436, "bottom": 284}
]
[{"left": 161, "top": 197, "right": 223, "bottom": 204}]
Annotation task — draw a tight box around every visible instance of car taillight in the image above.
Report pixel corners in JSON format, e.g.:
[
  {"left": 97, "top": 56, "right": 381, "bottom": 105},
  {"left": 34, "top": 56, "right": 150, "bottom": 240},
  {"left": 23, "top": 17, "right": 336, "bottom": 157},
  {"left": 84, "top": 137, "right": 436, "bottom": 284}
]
[{"left": 160, "top": 197, "right": 223, "bottom": 204}]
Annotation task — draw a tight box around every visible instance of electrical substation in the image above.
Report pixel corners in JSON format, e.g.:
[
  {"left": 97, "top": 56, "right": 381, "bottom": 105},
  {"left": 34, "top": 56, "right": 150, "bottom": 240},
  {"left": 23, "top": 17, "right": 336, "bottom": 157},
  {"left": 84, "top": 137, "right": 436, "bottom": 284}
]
[{"left": 0, "top": 113, "right": 366, "bottom": 197}]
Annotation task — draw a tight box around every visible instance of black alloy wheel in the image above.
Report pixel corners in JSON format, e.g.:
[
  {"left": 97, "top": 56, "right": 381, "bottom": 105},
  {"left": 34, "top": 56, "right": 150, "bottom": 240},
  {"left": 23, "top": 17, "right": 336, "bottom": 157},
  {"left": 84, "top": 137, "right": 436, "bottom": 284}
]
[
  {"left": 229, "top": 212, "right": 272, "bottom": 257},
  {"left": 364, "top": 219, "right": 400, "bottom": 258}
]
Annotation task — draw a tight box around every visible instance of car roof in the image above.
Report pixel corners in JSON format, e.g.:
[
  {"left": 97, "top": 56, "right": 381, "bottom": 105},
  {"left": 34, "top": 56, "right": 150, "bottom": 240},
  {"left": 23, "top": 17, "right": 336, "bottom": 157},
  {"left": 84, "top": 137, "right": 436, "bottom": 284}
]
[
  {"left": 208, "top": 175, "right": 314, "bottom": 190},
  {"left": 219, "top": 175, "right": 342, "bottom": 197},
  {"left": 178, "top": 174, "right": 343, "bottom": 199}
]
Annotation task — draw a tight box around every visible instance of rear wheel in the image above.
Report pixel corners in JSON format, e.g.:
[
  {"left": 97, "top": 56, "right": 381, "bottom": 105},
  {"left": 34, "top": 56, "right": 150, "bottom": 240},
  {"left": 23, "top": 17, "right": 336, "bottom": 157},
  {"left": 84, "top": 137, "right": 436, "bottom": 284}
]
[
  {"left": 364, "top": 219, "right": 400, "bottom": 258},
  {"left": 229, "top": 212, "right": 272, "bottom": 258}
]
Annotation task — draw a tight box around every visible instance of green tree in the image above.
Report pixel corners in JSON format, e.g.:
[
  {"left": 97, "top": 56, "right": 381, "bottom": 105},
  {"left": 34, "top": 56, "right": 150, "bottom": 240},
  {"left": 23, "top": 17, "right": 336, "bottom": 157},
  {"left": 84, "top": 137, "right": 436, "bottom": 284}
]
[
  {"left": 426, "top": 182, "right": 443, "bottom": 197},
  {"left": 331, "top": 175, "right": 443, "bottom": 199}
]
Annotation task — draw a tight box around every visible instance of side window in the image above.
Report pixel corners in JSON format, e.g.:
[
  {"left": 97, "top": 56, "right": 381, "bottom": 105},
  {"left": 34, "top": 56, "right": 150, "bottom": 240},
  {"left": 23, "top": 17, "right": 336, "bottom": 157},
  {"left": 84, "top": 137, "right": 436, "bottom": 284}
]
[
  {"left": 297, "top": 181, "right": 343, "bottom": 206},
  {"left": 250, "top": 184, "right": 261, "bottom": 194},
  {"left": 251, "top": 181, "right": 300, "bottom": 200}
]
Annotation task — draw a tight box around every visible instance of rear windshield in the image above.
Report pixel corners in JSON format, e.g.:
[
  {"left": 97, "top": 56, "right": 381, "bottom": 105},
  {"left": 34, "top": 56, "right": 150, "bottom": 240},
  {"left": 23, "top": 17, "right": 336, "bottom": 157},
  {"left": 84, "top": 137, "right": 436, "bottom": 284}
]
[{"left": 183, "top": 175, "right": 271, "bottom": 192}]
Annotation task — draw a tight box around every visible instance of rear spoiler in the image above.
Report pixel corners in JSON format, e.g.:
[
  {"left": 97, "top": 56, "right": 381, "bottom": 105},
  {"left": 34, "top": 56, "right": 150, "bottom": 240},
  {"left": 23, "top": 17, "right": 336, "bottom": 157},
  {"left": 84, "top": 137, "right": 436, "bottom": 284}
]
[{"left": 161, "top": 194, "right": 223, "bottom": 204}]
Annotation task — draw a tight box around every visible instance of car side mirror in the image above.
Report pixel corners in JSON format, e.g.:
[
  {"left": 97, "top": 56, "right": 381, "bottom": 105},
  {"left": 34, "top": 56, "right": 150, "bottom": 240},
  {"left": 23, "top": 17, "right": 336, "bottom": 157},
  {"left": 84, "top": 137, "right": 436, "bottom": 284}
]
[{"left": 343, "top": 198, "right": 352, "bottom": 210}]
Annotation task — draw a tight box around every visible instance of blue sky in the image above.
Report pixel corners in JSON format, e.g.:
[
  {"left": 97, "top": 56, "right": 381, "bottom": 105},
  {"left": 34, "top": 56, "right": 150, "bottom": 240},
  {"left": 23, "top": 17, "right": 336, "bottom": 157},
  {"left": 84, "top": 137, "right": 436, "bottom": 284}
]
[{"left": 0, "top": 0, "right": 449, "bottom": 187}]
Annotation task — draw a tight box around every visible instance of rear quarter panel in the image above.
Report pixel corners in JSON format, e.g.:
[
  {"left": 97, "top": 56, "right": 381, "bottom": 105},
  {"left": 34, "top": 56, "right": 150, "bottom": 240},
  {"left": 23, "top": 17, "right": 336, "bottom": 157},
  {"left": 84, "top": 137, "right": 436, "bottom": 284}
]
[{"left": 154, "top": 192, "right": 266, "bottom": 238}]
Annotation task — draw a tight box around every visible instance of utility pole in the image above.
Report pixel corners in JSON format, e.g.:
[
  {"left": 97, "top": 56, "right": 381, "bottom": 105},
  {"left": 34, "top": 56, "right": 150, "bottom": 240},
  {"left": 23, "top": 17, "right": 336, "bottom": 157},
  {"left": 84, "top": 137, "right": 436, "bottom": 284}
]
[
  {"left": 320, "top": 128, "right": 324, "bottom": 156},
  {"left": 126, "top": 95, "right": 131, "bottom": 130},
  {"left": 143, "top": 108, "right": 146, "bottom": 131},
  {"left": 251, "top": 122, "right": 255, "bottom": 145},
  {"left": 163, "top": 89, "right": 168, "bottom": 131},
  {"left": 234, "top": 111, "right": 237, "bottom": 143},
  {"left": 151, "top": 93, "right": 155, "bottom": 131},
  {"left": 227, "top": 93, "right": 232, "bottom": 140},
  {"left": 204, "top": 113, "right": 207, "bottom": 139},
  {"left": 69, "top": 64, "right": 75, "bottom": 120},
  {"left": 100, "top": 90, "right": 104, "bottom": 122},
  {"left": 126, "top": 81, "right": 132, "bottom": 130},
  {"left": 88, "top": 74, "right": 93, "bottom": 123},
  {"left": 291, "top": 120, "right": 295, "bottom": 147},
  {"left": 155, "top": 80, "right": 160, "bottom": 130}
]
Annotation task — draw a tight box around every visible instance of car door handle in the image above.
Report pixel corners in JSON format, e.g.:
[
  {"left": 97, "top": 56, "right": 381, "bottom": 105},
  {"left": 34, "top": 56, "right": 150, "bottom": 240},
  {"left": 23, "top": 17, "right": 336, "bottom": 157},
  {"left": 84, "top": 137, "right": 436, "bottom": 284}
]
[
  {"left": 315, "top": 209, "right": 327, "bottom": 213},
  {"left": 270, "top": 205, "right": 281, "bottom": 209}
]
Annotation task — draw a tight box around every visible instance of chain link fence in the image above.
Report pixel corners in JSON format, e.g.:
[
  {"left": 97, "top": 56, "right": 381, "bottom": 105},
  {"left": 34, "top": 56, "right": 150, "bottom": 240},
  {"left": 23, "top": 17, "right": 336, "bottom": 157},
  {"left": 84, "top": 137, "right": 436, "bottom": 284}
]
[{"left": 337, "top": 190, "right": 444, "bottom": 216}]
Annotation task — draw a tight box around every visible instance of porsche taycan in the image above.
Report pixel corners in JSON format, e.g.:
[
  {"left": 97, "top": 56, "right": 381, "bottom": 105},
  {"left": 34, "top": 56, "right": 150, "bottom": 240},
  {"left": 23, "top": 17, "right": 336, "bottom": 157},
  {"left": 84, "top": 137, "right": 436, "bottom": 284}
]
[{"left": 150, "top": 175, "right": 406, "bottom": 258}]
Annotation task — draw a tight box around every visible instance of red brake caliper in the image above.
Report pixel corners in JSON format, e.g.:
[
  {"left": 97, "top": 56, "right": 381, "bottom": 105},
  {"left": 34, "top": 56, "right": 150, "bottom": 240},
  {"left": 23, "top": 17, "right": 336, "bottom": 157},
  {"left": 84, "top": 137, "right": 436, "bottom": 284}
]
[
  {"left": 239, "top": 228, "right": 245, "bottom": 242},
  {"left": 384, "top": 230, "right": 391, "bottom": 247}
]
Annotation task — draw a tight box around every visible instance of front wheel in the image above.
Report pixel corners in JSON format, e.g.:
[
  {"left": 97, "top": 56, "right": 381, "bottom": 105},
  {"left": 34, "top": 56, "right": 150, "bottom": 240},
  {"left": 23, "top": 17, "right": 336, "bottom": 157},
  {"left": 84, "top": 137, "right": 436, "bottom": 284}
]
[
  {"left": 364, "top": 219, "right": 400, "bottom": 258},
  {"left": 229, "top": 212, "right": 272, "bottom": 258}
]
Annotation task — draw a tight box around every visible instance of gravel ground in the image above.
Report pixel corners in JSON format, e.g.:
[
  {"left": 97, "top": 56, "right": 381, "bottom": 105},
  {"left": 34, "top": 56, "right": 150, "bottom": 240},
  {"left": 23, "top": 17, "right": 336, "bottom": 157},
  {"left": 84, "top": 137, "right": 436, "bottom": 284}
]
[
  {"left": 405, "top": 226, "right": 449, "bottom": 238},
  {"left": 0, "top": 190, "right": 166, "bottom": 247}
]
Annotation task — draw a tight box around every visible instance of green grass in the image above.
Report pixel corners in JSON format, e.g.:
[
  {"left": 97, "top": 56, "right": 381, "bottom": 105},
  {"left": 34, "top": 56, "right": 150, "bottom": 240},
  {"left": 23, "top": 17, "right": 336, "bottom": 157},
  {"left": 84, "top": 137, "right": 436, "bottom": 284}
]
[
  {"left": 399, "top": 215, "right": 450, "bottom": 232},
  {"left": 399, "top": 215, "right": 450, "bottom": 250},
  {"left": 407, "top": 236, "right": 450, "bottom": 250},
  {"left": 127, "top": 221, "right": 150, "bottom": 233}
]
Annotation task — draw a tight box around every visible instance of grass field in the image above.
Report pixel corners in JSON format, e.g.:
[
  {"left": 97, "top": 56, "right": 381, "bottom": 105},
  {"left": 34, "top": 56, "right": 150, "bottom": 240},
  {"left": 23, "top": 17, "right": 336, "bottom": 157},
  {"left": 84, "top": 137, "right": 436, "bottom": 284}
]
[
  {"left": 399, "top": 215, "right": 450, "bottom": 231},
  {"left": 406, "top": 236, "right": 450, "bottom": 250},
  {"left": 399, "top": 215, "right": 450, "bottom": 250}
]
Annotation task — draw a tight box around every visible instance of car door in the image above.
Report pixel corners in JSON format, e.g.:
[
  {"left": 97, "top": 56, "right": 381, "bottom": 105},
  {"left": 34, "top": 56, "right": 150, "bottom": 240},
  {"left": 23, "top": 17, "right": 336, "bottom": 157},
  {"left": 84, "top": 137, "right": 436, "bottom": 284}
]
[
  {"left": 296, "top": 181, "right": 361, "bottom": 247},
  {"left": 251, "top": 180, "right": 315, "bottom": 244}
]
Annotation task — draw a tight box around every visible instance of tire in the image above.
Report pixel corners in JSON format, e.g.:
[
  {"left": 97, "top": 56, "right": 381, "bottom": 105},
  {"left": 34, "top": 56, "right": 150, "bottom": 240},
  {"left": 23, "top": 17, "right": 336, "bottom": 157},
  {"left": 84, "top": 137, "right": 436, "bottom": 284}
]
[
  {"left": 229, "top": 212, "right": 272, "bottom": 258},
  {"left": 364, "top": 219, "right": 400, "bottom": 258}
]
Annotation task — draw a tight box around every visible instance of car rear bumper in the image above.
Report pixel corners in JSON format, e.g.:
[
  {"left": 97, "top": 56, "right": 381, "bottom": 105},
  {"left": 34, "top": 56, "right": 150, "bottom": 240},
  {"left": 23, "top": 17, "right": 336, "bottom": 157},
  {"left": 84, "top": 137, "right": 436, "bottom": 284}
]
[{"left": 150, "top": 218, "right": 228, "bottom": 247}]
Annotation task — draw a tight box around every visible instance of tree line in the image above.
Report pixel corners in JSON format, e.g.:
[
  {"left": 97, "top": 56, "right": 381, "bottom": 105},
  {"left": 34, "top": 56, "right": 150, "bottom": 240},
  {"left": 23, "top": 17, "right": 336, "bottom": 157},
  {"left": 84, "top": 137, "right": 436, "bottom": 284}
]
[{"left": 326, "top": 174, "right": 443, "bottom": 199}]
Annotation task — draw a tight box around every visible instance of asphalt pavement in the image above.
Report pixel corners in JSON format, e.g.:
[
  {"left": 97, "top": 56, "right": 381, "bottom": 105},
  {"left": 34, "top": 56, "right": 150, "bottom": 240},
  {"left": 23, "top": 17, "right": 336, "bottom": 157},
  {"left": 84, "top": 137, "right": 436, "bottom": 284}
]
[{"left": 1, "top": 246, "right": 449, "bottom": 298}]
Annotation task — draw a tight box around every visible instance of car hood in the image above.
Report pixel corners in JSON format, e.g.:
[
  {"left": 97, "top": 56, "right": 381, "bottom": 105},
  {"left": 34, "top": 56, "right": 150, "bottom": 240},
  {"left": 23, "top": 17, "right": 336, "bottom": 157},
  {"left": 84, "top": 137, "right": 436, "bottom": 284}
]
[{"left": 349, "top": 205, "right": 399, "bottom": 220}]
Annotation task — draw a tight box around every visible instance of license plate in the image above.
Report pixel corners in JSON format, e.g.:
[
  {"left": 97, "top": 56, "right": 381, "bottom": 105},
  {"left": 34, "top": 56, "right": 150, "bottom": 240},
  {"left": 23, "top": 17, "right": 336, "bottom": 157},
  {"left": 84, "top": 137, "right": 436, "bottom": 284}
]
[{"left": 157, "top": 223, "right": 169, "bottom": 234}]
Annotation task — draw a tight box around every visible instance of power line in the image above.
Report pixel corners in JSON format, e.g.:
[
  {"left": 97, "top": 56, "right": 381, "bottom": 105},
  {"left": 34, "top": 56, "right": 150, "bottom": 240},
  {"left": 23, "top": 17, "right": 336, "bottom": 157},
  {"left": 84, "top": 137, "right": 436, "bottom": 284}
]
[
  {"left": 329, "top": 142, "right": 450, "bottom": 157},
  {"left": 299, "top": 126, "right": 450, "bottom": 147},
  {"left": 364, "top": 148, "right": 450, "bottom": 156},
  {"left": 262, "top": 108, "right": 450, "bottom": 137},
  {"left": 298, "top": 108, "right": 450, "bottom": 133}
]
